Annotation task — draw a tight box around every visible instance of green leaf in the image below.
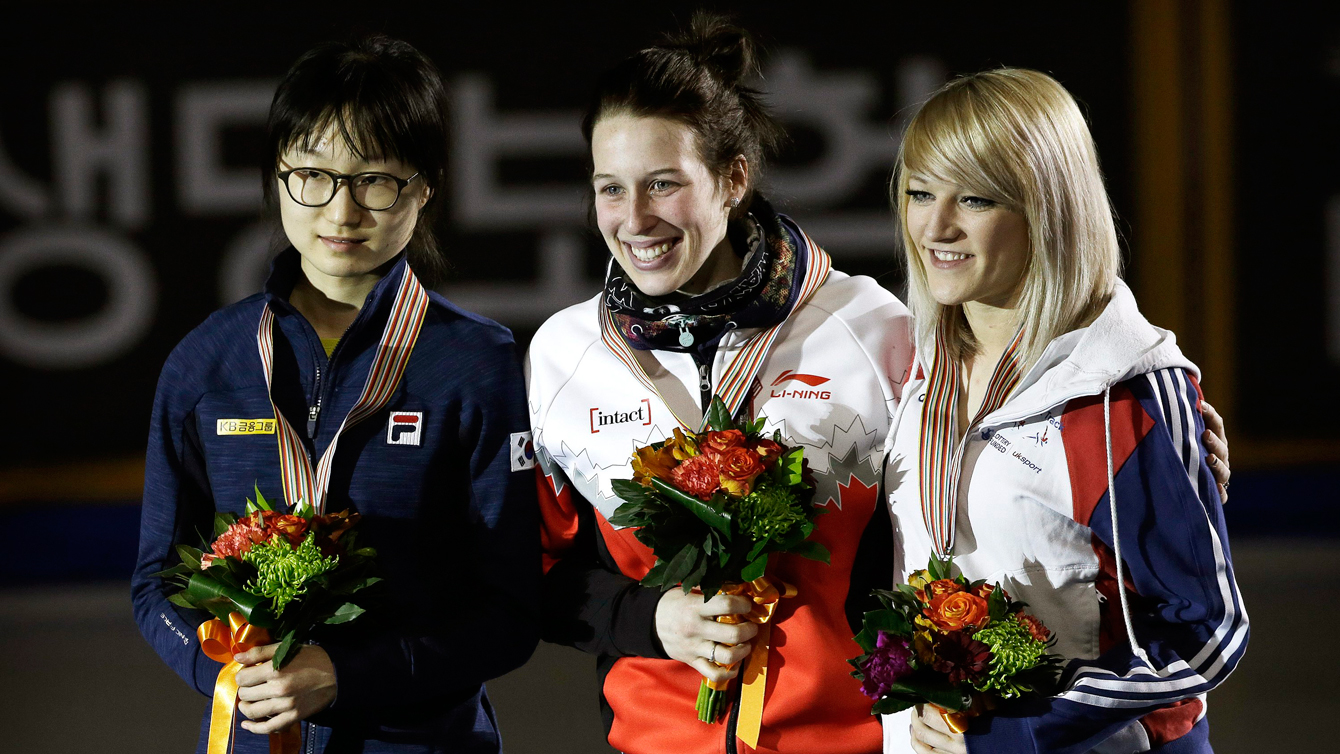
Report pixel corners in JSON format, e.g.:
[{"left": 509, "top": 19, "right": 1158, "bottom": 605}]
[
  {"left": 988, "top": 584, "right": 1008, "bottom": 622},
  {"left": 185, "top": 572, "right": 274, "bottom": 627},
  {"left": 323, "top": 602, "right": 365, "bottom": 625},
  {"left": 884, "top": 679, "right": 971, "bottom": 711},
  {"left": 682, "top": 551, "right": 709, "bottom": 591},
  {"left": 650, "top": 478, "right": 732, "bottom": 535},
  {"left": 871, "top": 695, "right": 918, "bottom": 715},
  {"left": 292, "top": 500, "right": 315, "bottom": 520},
  {"left": 167, "top": 591, "right": 197, "bottom": 610},
  {"left": 213, "top": 513, "right": 238, "bottom": 537},
  {"left": 272, "top": 631, "right": 299, "bottom": 669},
  {"left": 741, "top": 554, "right": 767, "bottom": 582},
  {"left": 746, "top": 538, "right": 769, "bottom": 562},
  {"left": 150, "top": 563, "right": 195, "bottom": 579},
  {"left": 927, "top": 555, "right": 953, "bottom": 582},
  {"left": 611, "top": 478, "right": 655, "bottom": 504},
  {"left": 175, "top": 545, "right": 203, "bottom": 571},
  {"left": 663, "top": 543, "right": 698, "bottom": 586},
  {"left": 704, "top": 396, "right": 736, "bottom": 432},
  {"left": 253, "top": 484, "right": 273, "bottom": 511},
  {"left": 640, "top": 559, "right": 669, "bottom": 589},
  {"left": 787, "top": 540, "right": 830, "bottom": 565},
  {"left": 329, "top": 576, "right": 382, "bottom": 595},
  {"left": 852, "top": 627, "right": 878, "bottom": 653}
]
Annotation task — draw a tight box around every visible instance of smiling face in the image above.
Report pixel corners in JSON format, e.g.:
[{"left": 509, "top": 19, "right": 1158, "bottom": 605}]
[
  {"left": 276, "top": 126, "right": 431, "bottom": 292},
  {"left": 904, "top": 174, "right": 1031, "bottom": 309},
  {"left": 591, "top": 114, "right": 744, "bottom": 297}
]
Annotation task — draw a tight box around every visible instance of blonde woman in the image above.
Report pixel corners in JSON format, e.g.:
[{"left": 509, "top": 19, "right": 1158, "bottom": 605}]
[{"left": 881, "top": 69, "right": 1246, "bottom": 754}]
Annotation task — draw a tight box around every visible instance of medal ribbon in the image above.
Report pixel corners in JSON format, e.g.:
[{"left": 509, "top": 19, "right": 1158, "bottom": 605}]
[
  {"left": 257, "top": 265, "right": 430, "bottom": 513},
  {"left": 599, "top": 233, "right": 831, "bottom": 431},
  {"left": 919, "top": 322, "right": 1025, "bottom": 557},
  {"left": 198, "top": 612, "right": 301, "bottom": 754}
]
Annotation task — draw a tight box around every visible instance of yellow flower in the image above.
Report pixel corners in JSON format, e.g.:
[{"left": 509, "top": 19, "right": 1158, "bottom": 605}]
[
  {"left": 667, "top": 428, "right": 700, "bottom": 461},
  {"left": 632, "top": 444, "right": 678, "bottom": 486},
  {"left": 913, "top": 629, "right": 937, "bottom": 665}
]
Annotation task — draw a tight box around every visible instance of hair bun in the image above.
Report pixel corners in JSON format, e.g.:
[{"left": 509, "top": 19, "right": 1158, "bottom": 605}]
[{"left": 667, "top": 11, "right": 757, "bottom": 88}]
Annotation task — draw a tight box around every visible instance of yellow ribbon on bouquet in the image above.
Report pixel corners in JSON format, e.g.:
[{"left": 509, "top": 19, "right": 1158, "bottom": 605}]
[
  {"left": 197, "top": 612, "right": 300, "bottom": 754},
  {"left": 708, "top": 575, "right": 798, "bottom": 749}
]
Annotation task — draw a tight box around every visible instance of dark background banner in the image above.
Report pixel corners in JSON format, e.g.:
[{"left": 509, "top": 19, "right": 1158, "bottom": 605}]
[{"left": 0, "top": 2, "right": 1334, "bottom": 559}]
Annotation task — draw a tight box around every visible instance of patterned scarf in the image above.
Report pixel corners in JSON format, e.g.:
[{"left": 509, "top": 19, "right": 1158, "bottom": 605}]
[{"left": 603, "top": 196, "right": 805, "bottom": 359}]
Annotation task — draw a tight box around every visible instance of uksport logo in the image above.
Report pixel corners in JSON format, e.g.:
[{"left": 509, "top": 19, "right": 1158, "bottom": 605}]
[{"left": 386, "top": 412, "right": 423, "bottom": 446}]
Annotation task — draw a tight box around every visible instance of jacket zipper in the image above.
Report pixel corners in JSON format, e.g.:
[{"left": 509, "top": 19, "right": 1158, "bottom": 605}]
[
  {"left": 307, "top": 363, "right": 323, "bottom": 439},
  {"left": 305, "top": 721, "right": 316, "bottom": 754}
]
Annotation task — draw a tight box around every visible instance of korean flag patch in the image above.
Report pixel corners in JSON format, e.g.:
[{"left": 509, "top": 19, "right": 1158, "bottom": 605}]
[
  {"left": 510, "top": 431, "right": 536, "bottom": 471},
  {"left": 387, "top": 412, "right": 423, "bottom": 446}
]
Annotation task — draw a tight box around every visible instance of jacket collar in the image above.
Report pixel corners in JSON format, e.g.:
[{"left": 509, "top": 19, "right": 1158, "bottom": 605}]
[{"left": 262, "top": 247, "right": 411, "bottom": 352}]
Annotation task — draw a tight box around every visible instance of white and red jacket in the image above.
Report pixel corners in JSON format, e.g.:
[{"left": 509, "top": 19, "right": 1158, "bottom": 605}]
[
  {"left": 526, "top": 241, "right": 914, "bottom": 754},
  {"left": 881, "top": 281, "right": 1248, "bottom": 754}
]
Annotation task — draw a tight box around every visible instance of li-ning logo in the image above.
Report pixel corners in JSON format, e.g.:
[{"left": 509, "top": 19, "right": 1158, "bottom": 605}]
[
  {"left": 590, "top": 399, "right": 652, "bottom": 433},
  {"left": 769, "top": 370, "right": 831, "bottom": 400},
  {"left": 387, "top": 411, "right": 423, "bottom": 446}
]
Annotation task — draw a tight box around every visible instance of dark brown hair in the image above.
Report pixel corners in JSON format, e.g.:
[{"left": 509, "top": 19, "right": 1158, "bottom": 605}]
[
  {"left": 581, "top": 11, "right": 785, "bottom": 216},
  {"left": 264, "top": 35, "right": 450, "bottom": 286}
]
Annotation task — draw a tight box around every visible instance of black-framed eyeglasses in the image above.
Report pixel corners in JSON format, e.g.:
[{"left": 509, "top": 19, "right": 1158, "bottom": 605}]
[{"left": 277, "top": 168, "right": 421, "bottom": 211}]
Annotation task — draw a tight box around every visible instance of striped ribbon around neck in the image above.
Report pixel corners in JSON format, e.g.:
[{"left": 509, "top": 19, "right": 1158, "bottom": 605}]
[
  {"left": 257, "top": 266, "right": 429, "bottom": 514},
  {"left": 919, "top": 322, "right": 1025, "bottom": 557},
  {"left": 599, "top": 233, "right": 832, "bottom": 431}
]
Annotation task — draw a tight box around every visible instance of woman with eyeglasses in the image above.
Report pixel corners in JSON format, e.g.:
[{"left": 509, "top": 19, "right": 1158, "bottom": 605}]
[{"left": 132, "top": 35, "right": 539, "bottom": 754}]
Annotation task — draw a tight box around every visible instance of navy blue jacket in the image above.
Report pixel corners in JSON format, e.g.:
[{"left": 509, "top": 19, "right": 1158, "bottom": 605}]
[{"left": 131, "top": 249, "right": 540, "bottom": 753}]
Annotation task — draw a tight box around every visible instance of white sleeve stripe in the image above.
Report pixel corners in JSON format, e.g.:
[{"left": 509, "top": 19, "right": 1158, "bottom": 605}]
[{"left": 1058, "top": 368, "right": 1248, "bottom": 709}]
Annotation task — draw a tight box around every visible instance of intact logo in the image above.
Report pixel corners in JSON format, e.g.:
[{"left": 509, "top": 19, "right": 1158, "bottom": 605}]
[
  {"left": 768, "top": 370, "right": 831, "bottom": 400},
  {"left": 590, "top": 399, "right": 652, "bottom": 433},
  {"left": 386, "top": 412, "right": 423, "bottom": 446},
  {"left": 510, "top": 431, "right": 536, "bottom": 471}
]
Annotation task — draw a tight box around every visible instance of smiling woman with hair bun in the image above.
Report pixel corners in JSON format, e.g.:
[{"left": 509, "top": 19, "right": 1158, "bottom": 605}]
[{"left": 526, "top": 11, "right": 915, "bottom": 754}]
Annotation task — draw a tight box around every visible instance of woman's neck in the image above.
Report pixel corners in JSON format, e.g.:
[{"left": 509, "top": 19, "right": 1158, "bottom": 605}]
[
  {"left": 957, "top": 298, "right": 1021, "bottom": 431},
  {"left": 289, "top": 259, "right": 381, "bottom": 341},
  {"left": 678, "top": 234, "right": 743, "bottom": 296}
]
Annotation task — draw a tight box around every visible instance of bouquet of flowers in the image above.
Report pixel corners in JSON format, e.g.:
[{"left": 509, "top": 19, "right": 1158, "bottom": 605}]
[
  {"left": 155, "top": 486, "right": 378, "bottom": 670},
  {"left": 609, "top": 398, "right": 829, "bottom": 726},
  {"left": 850, "top": 555, "right": 1062, "bottom": 732}
]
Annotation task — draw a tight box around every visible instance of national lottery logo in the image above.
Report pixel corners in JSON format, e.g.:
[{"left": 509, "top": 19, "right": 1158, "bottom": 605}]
[{"left": 386, "top": 411, "right": 424, "bottom": 446}]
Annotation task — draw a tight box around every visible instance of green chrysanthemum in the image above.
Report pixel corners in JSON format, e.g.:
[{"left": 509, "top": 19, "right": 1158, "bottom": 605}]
[
  {"left": 971, "top": 617, "right": 1048, "bottom": 697},
  {"left": 735, "top": 485, "right": 805, "bottom": 541},
  {"left": 243, "top": 532, "right": 338, "bottom": 613}
]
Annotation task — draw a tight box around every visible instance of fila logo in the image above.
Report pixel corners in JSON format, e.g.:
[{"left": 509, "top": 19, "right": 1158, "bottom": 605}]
[
  {"left": 769, "top": 370, "right": 832, "bottom": 400},
  {"left": 386, "top": 412, "right": 423, "bottom": 446},
  {"left": 510, "top": 431, "right": 536, "bottom": 471},
  {"left": 590, "top": 399, "right": 652, "bottom": 433}
]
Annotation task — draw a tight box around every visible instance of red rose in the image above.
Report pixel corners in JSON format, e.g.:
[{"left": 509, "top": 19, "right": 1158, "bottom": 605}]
[
  {"left": 268, "top": 514, "right": 310, "bottom": 545},
  {"left": 750, "top": 438, "right": 785, "bottom": 467},
  {"left": 1016, "top": 612, "right": 1051, "bottom": 643},
  {"left": 701, "top": 430, "right": 747, "bottom": 458},
  {"left": 670, "top": 454, "right": 722, "bottom": 500},
  {"left": 716, "top": 446, "right": 767, "bottom": 497}
]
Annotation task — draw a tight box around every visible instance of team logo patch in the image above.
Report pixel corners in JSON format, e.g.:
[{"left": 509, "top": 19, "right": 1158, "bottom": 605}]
[
  {"left": 768, "top": 370, "right": 832, "bottom": 400},
  {"left": 589, "top": 399, "right": 652, "bottom": 433},
  {"left": 217, "top": 419, "right": 276, "bottom": 435},
  {"left": 386, "top": 412, "right": 423, "bottom": 446},
  {"left": 510, "top": 431, "right": 536, "bottom": 471}
]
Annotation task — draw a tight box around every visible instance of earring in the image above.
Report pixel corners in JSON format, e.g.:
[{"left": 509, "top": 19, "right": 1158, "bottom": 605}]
[{"left": 730, "top": 197, "right": 741, "bottom": 208}]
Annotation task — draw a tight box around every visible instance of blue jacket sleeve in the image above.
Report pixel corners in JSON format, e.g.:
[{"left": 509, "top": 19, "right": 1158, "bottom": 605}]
[
  {"left": 321, "top": 339, "right": 542, "bottom": 712},
  {"left": 968, "top": 369, "right": 1249, "bottom": 754},
  {"left": 130, "top": 347, "right": 221, "bottom": 698}
]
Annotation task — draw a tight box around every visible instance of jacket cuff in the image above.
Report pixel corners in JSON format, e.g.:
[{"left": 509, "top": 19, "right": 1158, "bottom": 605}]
[
  {"left": 321, "top": 638, "right": 410, "bottom": 713},
  {"left": 612, "top": 584, "right": 670, "bottom": 659}
]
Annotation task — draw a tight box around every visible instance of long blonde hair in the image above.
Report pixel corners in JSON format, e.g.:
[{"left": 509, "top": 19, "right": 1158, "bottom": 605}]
[{"left": 894, "top": 68, "right": 1120, "bottom": 366}]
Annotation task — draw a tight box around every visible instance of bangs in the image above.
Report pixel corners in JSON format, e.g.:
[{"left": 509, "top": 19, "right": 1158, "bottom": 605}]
[
  {"left": 282, "top": 105, "right": 403, "bottom": 165},
  {"left": 900, "top": 82, "right": 1026, "bottom": 208}
]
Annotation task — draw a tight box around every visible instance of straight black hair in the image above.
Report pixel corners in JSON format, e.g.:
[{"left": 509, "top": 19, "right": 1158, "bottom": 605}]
[
  {"left": 264, "top": 34, "right": 450, "bottom": 286},
  {"left": 581, "top": 11, "right": 785, "bottom": 218}
]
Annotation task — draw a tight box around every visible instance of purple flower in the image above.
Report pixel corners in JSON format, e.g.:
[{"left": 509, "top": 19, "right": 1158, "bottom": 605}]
[{"left": 859, "top": 631, "right": 915, "bottom": 699}]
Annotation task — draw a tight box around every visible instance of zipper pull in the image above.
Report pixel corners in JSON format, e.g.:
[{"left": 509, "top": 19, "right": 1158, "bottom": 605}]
[{"left": 307, "top": 364, "right": 322, "bottom": 438}]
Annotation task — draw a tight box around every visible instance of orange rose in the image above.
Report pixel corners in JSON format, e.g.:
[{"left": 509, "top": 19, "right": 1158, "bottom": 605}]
[
  {"left": 716, "top": 446, "right": 767, "bottom": 497},
  {"left": 924, "top": 591, "right": 990, "bottom": 632},
  {"left": 916, "top": 578, "right": 964, "bottom": 603},
  {"left": 269, "top": 514, "right": 310, "bottom": 546},
  {"left": 701, "top": 430, "right": 746, "bottom": 457},
  {"left": 632, "top": 444, "right": 679, "bottom": 486},
  {"left": 973, "top": 582, "right": 1009, "bottom": 602}
]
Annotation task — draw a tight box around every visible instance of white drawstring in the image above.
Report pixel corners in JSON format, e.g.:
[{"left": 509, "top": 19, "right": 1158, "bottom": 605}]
[{"left": 1104, "top": 386, "right": 1149, "bottom": 662}]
